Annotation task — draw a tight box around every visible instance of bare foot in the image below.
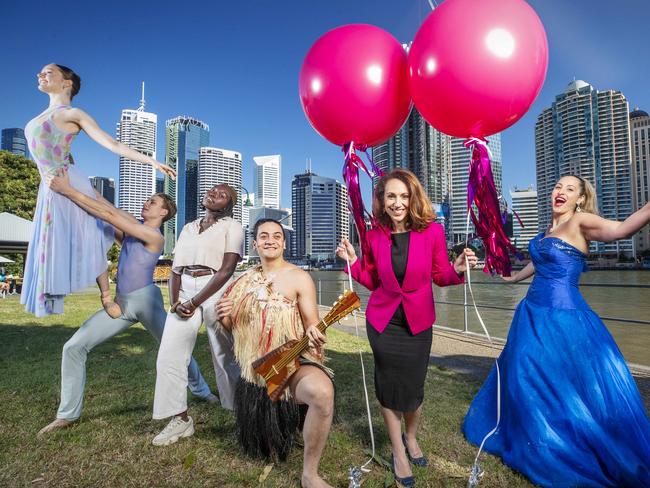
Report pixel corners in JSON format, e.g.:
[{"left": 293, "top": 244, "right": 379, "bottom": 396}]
[
  {"left": 38, "top": 418, "right": 73, "bottom": 436},
  {"left": 301, "top": 473, "right": 334, "bottom": 488},
  {"left": 101, "top": 292, "right": 122, "bottom": 319}
]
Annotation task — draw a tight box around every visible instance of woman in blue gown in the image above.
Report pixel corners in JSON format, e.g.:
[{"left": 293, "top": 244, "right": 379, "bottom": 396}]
[{"left": 463, "top": 175, "right": 650, "bottom": 487}]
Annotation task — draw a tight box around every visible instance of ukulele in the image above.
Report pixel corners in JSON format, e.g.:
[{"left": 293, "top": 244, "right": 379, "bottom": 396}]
[{"left": 252, "top": 290, "right": 361, "bottom": 403}]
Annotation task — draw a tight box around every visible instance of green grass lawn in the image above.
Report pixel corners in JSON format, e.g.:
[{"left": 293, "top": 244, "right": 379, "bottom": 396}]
[{"left": 0, "top": 289, "right": 532, "bottom": 487}]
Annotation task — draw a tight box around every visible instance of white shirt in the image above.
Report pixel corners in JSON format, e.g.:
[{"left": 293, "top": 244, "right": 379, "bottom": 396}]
[{"left": 172, "top": 217, "right": 244, "bottom": 273}]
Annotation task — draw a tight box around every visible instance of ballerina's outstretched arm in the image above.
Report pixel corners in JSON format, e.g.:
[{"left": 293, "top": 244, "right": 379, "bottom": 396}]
[
  {"left": 578, "top": 201, "right": 650, "bottom": 243},
  {"left": 54, "top": 107, "right": 176, "bottom": 180}
]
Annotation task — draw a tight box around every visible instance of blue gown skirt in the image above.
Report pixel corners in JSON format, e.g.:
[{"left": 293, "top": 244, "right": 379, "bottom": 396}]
[{"left": 463, "top": 298, "right": 650, "bottom": 487}]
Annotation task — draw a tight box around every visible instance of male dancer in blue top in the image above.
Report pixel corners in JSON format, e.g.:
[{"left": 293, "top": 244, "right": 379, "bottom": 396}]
[{"left": 38, "top": 172, "right": 216, "bottom": 434}]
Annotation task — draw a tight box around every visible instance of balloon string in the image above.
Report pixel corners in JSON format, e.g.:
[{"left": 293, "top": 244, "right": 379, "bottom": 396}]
[
  {"left": 465, "top": 187, "right": 501, "bottom": 487},
  {"left": 345, "top": 253, "right": 377, "bottom": 472}
]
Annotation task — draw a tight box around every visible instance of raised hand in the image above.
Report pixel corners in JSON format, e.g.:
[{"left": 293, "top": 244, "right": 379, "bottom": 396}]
[{"left": 153, "top": 162, "right": 177, "bottom": 180}]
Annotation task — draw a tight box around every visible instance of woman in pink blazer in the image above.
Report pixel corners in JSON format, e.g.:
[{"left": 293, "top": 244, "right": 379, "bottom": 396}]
[{"left": 337, "top": 169, "right": 476, "bottom": 486}]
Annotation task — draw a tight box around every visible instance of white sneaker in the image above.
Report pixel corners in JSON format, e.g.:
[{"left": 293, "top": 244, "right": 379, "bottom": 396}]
[{"left": 152, "top": 416, "right": 194, "bottom": 446}]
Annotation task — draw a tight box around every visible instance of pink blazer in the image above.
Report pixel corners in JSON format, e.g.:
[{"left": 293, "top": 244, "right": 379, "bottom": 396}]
[{"left": 347, "top": 223, "right": 463, "bottom": 335}]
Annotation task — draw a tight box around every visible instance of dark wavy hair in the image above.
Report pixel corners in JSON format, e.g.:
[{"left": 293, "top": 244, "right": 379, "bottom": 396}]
[{"left": 372, "top": 168, "right": 435, "bottom": 232}]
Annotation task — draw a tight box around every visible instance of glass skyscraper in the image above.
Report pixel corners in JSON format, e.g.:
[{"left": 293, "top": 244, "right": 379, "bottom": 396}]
[
  {"left": 2, "top": 128, "right": 30, "bottom": 159},
  {"left": 89, "top": 176, "right": 116, "bottom": 205},
  {"left": 291, "top": 171, "right": 348, "bottom": 260},
  {"left": 164, "top": 116, "right": 210, "bottom": 251}
]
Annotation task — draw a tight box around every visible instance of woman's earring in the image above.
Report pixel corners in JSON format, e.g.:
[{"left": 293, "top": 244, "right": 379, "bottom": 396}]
[{"left": 576, "top": 203, "right": 582, "bottom": 213}]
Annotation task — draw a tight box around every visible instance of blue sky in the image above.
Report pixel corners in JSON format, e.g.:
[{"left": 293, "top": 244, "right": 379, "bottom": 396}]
[{"left": 2, "top": 0, "right": 649, "bottom": 208}]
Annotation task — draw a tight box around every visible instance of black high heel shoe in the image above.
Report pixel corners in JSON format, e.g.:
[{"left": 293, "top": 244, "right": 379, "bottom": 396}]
[
  {"left": 391, "top": 454, "right": 416, "bottom": 487},
  {"left": 402, "top": 433, "right": 429, "bottom": 467}
]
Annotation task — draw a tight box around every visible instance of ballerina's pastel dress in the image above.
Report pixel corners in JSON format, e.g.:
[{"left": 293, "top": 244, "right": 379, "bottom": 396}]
[
  {"left": 463, "top": 233, "right": 650, "bottom": 487},
  {"left": 21, "top": 105, "right": 113, "bottom": 317}
]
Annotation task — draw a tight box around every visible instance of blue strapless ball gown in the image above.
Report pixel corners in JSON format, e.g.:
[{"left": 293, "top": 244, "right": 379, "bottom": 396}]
[{"left": 463, "top": 233, "right": 650, "bottom": 487}]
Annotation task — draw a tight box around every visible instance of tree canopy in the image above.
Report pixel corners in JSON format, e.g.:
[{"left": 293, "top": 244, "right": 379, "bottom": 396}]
[{"left": 0, "top": 150, "right": 40, "bottom": 220}]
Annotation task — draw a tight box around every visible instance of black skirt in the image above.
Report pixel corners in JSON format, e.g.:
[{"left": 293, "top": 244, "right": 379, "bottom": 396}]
[
  {"left": 366, "top": 231, "right": 433, "bottom": 412},
  {"left": 367, "top": 313, "right": 432, "bottom": 412}
]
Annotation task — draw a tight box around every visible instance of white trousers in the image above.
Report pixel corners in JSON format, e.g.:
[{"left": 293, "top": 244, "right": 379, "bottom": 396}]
[{"left": 153, "top": 274, "right": 240, "bottom": 418}]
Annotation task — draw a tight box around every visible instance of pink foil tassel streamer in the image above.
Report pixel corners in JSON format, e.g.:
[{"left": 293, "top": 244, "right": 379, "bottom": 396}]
[
  {"left": 465, "top": 137, "right": 520, "bottom": 276},
  {"left": 342, "top": 142, "right": 384, "bottom": 258}
]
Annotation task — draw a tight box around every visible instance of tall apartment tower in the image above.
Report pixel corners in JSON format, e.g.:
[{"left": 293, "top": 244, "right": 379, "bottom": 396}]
[
  {"left": 253, "top": 155, "right": 281, "bottom": 208},
  {"left": 1, "top": 128, "right": 29, "bottom": 158},
  {"left": 630, "top": 108, "right": 650, "bottom": 252},
  {"left": 510, "top": 186, "right": 538, "bottom": 250},
  {"left": 197, "top": 146, "right": 243, "bottom": 221},
  {"left": 291, "top": 171, "right": 348, "bottom": 260},
  {"left": 535, "top": 80, "right": 634, "bottom": 256},
  {"left": 164, "top": 116, "right": 210, "bottom": 251},
  {"left": 117, "top": 84, "right": 157, "bottom": 220},
  {"left": 373, "top": 108, "right": 452, "bottom": 209}
]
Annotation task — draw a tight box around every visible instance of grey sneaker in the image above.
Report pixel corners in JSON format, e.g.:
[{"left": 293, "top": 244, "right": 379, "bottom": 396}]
[
  {"left": 203, "top": 393, "right": 219, "bottom": 404},
  {"left": 152, "top": 416, "right": 194, "bottom": 446}
]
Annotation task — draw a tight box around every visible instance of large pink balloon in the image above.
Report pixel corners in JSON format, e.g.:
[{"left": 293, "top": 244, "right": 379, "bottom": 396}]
[
  {"left": 408, "top": 0, "right": 548, "bottom": 138},
  {"left": 299, "top": 24, "right": 412, "bottom": 147}
]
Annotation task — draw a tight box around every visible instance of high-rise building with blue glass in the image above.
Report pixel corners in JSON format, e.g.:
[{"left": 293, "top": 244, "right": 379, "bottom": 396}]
[
  {"left": 164, "top": 116, "right": 210, "bottom": 251},
  {"left": 2, "top": 128, "right": 30, "bottom": 158},
  {"left": 89, "top": 176, "right": 116, "bottom": 205},
  {"left": 291, "top": 171, "right": 348, "bottom": 260},
  {"left": 535, "top": 80, "right": 634, "bottom": 256}
]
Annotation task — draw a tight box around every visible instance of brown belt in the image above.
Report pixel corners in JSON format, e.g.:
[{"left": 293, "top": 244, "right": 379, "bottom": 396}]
[{"left": 183, "top": 268, "right": 215, "bottom": 277}]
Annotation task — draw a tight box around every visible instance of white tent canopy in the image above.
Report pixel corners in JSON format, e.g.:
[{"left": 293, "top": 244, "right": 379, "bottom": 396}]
[{"left": 0, "top": 212, "right": 33, "bottom": 254}]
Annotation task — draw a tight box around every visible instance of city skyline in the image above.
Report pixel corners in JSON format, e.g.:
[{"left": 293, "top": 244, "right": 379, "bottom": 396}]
[{"left": 3, "top": 0, "right": 649, "bottom": 211}]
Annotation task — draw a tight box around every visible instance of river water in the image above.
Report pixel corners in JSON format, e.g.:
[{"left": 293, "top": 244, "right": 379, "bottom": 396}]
[{"left": 310, "top": 270, "right": 650, "bottom": 366}]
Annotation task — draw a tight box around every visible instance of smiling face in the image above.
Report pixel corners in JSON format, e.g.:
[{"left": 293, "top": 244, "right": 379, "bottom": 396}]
[
  {"left": 551, "top": 176, "right": 584, "bottom": 217},
  {"left": 253, "top": 221, "right": 285, "bottom": 260},
  {"left": 383, "top": 178, "right": 410, "bottom": 228},
  {"left": 202, "top": 184, "right": 232, "bottom": 212},
  {"left": 37, "top": 64, "right": 70, "bottom": 95}
]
